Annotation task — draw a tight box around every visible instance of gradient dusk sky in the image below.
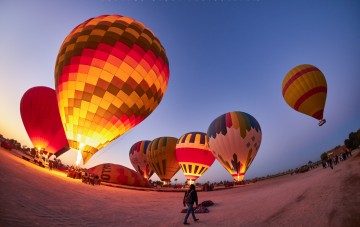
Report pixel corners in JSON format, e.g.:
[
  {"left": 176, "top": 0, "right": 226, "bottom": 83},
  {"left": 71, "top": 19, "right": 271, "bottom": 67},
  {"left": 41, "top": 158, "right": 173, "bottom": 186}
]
[{"left": 0, "top": 0, "right": 359, "bottom": 183}]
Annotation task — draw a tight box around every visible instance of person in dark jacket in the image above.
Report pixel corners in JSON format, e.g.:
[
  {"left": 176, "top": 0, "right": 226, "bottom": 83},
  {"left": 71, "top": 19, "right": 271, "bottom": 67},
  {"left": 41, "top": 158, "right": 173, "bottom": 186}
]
[{"left": 183, "top": 184, "right": 199, "bottom": 225}]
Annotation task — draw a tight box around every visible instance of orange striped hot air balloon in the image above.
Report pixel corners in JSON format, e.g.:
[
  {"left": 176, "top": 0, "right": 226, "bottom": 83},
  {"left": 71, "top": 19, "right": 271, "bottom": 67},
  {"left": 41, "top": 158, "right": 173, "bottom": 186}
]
[
  {"left": 146, "top": 137, "right": 179, "bottom": 184},
  {"left": 54, "top": 15, "right": 170, "bottom": 164},
  {"left": 175, "top": 132, "right": 215, "bottom": 184},
  {"left": 282, "top": 64, "right": 327, "bottom": 126}
]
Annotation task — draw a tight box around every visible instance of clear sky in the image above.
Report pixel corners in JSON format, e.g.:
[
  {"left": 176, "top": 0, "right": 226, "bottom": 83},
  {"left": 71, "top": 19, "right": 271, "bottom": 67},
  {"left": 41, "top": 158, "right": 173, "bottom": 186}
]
[{"left": 0, "top": 0, "right": 359, "bottom": 184}]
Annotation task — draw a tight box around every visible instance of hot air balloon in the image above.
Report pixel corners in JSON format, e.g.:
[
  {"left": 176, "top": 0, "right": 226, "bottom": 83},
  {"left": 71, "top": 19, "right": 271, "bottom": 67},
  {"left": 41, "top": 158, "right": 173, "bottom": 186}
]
[
  {"left": 129, "top": 140, "right": 154, "bottom": 180},
  {"left": 20, "top": 86, "right": 69, "bottom": 157},
  {"left": 207, "top": 111, "right": 262, "bottom": 182},
  {"left": 175, "top": 132, "right": 215, "bottom": 184},
  {"left": 87, "top": 163, "right": 151, "bottom": 187},
  {"left": 54, "top": 15, "right": 170, "bottom": 164},
  {"left": 282, "top": 64, "right": 327, "bottom": 126},
  {"left": 146, "top": 137, "right": 179, "bottom": 184}
]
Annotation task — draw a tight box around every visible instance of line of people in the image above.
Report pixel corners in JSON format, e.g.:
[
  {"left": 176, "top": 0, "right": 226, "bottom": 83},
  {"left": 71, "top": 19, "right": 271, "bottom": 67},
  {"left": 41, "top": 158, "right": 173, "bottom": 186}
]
[
  {"left": 81, "top": 171, "right": 101, "bottom": 186},
  {"left": 66, "top": 166, "right": 101, "bottom": 186},
  {"left": 322, "top": 150, "right": 352, "bottom": 170}
]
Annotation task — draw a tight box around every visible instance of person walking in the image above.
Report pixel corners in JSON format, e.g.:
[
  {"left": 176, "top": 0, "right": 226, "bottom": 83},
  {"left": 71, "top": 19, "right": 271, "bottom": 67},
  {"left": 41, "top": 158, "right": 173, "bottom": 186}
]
[
  {"left": 327, "top": 157, "right": 334, "bottom": 169},
  {"left": 183, "top": 184, "right": 199, "bottom": 225}
]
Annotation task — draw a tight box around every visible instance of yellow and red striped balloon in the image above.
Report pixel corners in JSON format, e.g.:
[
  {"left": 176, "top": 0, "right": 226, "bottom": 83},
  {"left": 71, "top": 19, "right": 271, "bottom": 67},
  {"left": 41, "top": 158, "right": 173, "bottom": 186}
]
[
  {"left": 175, "top": 132, "right": 215, "bottom": 183},
  {"left": 282, "top": 64, "right": 327, "bottom": 125},
  {"left": 54, "top": 15, "right": 169, "bottom": 164}
]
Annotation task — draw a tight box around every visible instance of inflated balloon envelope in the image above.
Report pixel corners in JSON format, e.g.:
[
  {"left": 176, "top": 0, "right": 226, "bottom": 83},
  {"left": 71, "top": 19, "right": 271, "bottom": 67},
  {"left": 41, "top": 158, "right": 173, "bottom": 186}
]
[
  {"left": 20, "top": 86, "right": 70, "bottom": 157},
  {"left": 146, "top": 137, "right": 180, "bottom": 184},
  {"left": 282, "top": 64, "right": 327, "bottom": 126},
  {"left": 129, "top": 140, "right": 154, "bottom": 180},
  {"left": 207, "top": 111, "right": 262, "bottom": 182},
  {"left": 87, "top": 163, "right": 151, "bottom": 188},
  {"left": 54, "top": 15, "right": 170, "bottom": 164},
  {"left": 175, "top": 132, "right": 215, "bottom": 184}
]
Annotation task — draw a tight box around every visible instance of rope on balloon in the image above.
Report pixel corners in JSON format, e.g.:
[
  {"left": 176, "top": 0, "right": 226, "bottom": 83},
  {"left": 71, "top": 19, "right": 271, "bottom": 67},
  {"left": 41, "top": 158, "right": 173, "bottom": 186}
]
[{"left": 84, "top": 130, "right": 133, "bottom": 167}]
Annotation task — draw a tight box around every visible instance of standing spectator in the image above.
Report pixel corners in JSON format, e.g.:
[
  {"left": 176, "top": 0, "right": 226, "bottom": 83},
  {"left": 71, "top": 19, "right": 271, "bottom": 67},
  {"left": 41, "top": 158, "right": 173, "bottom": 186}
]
[
  {"left": 49, "top": 161, "right": 53, "bottom": 171},
  {"left": 183, "top": 184, "right": 199, "bottom": 225},
  {"left": 327, "top": 157, "right": 333, "bottom": 169}
]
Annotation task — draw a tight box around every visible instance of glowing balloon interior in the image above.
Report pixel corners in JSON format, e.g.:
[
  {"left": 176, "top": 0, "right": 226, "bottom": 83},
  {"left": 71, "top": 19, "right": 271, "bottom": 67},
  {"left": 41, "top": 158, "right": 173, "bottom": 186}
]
[
  {"left": 282, "top": 64, "right": 327, "bottom": 126},
  {"left": 207, "top": 111, "right": 262, "bottom": 181},
  {"left": 175, "top": 132, "right": 215, "bottom": 183},
  {"left": 129, "top": 140, "right": 154, "bottom": 180},
  {"left": 55, "top": 15, "right": 170, "bottom": 164}
]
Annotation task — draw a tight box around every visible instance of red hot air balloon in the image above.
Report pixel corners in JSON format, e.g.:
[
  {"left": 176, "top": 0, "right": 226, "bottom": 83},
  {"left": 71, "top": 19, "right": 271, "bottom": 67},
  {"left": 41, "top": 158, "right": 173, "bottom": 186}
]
[
  {"left": 20, "top": 86, "right": 69, "bottom": 156},
  {"left": 87, "top": 163, "right": 150, "bottom": 187},
  {"left": 175, "top": 132, "right": 215, "bottom": 184},
  {"left": 129, "top": 140, "right": 154, "bottom": 180}
]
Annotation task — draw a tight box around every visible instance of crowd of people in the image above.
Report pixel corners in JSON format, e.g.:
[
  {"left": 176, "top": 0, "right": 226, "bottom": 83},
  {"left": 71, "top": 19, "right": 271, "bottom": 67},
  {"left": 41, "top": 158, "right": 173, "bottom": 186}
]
[
  {"left": 322, "top": 149, "right": 353, "bottom": 169},
  {"left": 66, "top": 166, "right": 101, "bottom": 186},
  {"left": 81, "top": 171, "right": 101, "bottom": 185},
  {"left": 48, "top": 157, "right": 62, "bottom": 170}
]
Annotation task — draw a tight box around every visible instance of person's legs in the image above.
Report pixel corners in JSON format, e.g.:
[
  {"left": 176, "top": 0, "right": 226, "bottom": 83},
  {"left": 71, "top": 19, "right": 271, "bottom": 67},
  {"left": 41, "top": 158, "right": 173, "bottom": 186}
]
[
  {"left": 191, "top": 205, "right": 197, "bottom": 221},
  {"left": 184, "top": 204, "right": 193, "bottom": 224}
]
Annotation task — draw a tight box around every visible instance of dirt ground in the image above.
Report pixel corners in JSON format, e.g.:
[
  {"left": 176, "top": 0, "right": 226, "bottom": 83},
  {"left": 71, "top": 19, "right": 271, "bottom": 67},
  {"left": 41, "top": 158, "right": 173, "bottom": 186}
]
[{"left": 0, "top": 147, "right": 359, "bottom": 227}]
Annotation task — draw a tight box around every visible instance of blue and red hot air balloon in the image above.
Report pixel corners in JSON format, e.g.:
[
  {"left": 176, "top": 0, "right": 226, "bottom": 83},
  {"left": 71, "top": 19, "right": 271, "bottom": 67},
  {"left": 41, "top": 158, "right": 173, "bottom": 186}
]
[{"left": 129, "top": 140, "right": 154, "bottom": 180}]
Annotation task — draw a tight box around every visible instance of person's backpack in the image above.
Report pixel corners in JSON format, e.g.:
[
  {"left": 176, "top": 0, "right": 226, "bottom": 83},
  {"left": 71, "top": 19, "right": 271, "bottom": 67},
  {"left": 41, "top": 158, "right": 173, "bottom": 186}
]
[{"left": 184, "top": 190, "right": 193, "bottom": 204}]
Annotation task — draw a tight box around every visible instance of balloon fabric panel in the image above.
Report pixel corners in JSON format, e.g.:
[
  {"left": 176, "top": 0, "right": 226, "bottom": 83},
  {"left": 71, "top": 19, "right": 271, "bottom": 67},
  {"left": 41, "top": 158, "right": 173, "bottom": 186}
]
[
  {"left": 87, "top": 163, "right": 150, "bottom": 187},
  {"left": 55, "top": 15, "right": 169, "bottom": 164}
]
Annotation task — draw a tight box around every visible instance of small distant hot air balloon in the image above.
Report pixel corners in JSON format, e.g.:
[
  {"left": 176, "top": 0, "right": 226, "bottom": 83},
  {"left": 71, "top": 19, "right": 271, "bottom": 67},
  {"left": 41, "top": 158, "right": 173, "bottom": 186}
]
[
  {"left": 146, "top": 137, "right": 179, "bottom": 184},
  {"left": 282, "top": 64, "right": 327, "bottom": 126},
  {"left": 175, "top": 132, "right": 215, "bottom": 184},
  {"left": 20, "top": 86, "right": 69, "bottom": 157},
  {"left": 87, "top": 163, "right": 150, "bottom": 187},
  {"left": 207, "top": 111, "right": 262, "bottom": 182},
  {"left": 54, "top": 15, "right": 170, "bottom": 164},
  {"left": 129, "top": 140, "right": 154, "bottom": 180}
]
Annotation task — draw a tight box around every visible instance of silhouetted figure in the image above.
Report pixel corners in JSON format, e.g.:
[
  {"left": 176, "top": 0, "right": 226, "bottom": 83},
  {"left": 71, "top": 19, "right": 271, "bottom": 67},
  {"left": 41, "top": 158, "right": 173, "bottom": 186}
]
[
  {"left": 327, "top": 158, "right": 333, "bottom": 169},
  {"left": 322, "top": 160, "right": 327, "bottom": 168},
  {"left": 183, "top": 184, "right": 199, "bottom": 225}
]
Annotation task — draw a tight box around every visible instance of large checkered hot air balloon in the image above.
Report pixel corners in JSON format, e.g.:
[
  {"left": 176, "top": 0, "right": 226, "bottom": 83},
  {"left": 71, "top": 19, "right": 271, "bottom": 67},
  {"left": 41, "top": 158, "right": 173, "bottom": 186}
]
[
  {"left": 282, "top": 64, "right": 327, "bottom": 126},
  {"left": 54, "top": 15, "right": 170, "bottom": 164},
  {"left": 129, "top": 140, "right": 154, "bottom": 180},
  {"left": 20, "top": 86, "right": 69, "bottom": 157},
  {"left": 207, "top": 111, "right": 262, "bottom": 182},
  {"left": 175, "top": 132, "right": 215, "bottom": 184},
  {"left": 146, "top": 137, "right": 179, "bottom": 184}
]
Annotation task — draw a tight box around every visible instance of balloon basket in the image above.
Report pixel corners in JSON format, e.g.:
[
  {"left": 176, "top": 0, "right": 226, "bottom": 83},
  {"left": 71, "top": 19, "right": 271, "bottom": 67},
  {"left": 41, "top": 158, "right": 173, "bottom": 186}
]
[{"left": 318, "top": 119, "right": 326, "bottom": 126}]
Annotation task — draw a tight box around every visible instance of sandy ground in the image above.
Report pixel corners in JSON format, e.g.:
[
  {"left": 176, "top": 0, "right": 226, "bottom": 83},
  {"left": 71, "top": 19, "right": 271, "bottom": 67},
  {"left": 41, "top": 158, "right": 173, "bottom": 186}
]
[{"left": 0, "top": 147, "right": 359, "bottom": 227}]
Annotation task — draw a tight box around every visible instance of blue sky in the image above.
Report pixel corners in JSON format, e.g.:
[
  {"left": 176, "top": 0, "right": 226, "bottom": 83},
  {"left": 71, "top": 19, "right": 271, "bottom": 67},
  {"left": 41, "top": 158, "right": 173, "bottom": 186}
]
[{"left": 0, "top": 0, "right": 359, "bottom": 183}]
